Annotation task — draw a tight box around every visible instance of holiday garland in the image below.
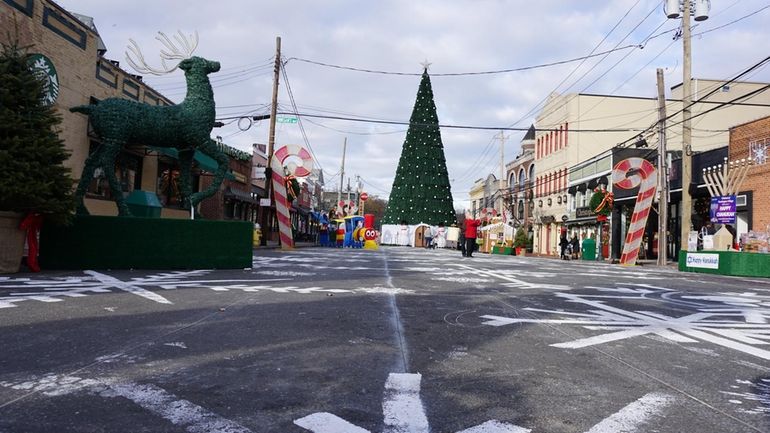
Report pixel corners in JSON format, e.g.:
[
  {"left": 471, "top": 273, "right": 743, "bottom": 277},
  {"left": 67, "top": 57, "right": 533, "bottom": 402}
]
[
  {"left": 589, "top": 187, "right": 614, "bottom": 217},
  {"left": 285, "top": 175, "right": 300, "bottom": 202}
]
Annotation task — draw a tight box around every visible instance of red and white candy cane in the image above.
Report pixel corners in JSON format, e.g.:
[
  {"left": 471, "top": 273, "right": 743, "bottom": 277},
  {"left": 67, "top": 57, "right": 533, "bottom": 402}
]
[
  {"left": 270, "top": 156, "right": 294, "bottom": 249},
  {"left": 274, "top": 144, "right": 313, "bottom": 177},
  {"left": 269, "top": 145, "right": 314, "bottom": 249},
  {"left": 612, "top": 157, "right": 657, "bottom": 266}
]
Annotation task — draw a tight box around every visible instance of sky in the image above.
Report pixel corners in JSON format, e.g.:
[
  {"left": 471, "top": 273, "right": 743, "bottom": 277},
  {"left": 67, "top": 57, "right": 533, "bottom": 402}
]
[{"left": 55, "top": 0, "right": 770, "bottom": 210}]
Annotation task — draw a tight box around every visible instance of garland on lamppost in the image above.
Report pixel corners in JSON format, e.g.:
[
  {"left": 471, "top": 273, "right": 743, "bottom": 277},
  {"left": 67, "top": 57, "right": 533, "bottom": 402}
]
[{"left": 589, "top": 186, "right": 614, "bottom": 222}]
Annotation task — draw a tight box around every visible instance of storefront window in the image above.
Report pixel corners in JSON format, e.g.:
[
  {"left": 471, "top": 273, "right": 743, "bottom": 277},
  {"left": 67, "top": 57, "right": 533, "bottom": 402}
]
[
  {"left": 86, "top": 141, "right": 142, "bottom": 199},
  {"left": 157, "top": 161, "right": 199, "bottom": 208}
]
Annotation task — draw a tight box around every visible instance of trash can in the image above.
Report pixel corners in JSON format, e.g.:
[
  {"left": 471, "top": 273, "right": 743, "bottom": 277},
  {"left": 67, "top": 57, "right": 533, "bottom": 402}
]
[
  {"left": 125, "top": 190, "right": 162, "bottom": 218},
  {"left": 581, "top": 238, "right": 596, "bottom": 261}
]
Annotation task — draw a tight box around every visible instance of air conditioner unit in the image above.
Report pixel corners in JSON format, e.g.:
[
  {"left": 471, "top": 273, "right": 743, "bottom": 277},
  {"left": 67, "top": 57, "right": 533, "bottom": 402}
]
[{"left": 736, "top": 194, "right": 747, "bottom": 207}]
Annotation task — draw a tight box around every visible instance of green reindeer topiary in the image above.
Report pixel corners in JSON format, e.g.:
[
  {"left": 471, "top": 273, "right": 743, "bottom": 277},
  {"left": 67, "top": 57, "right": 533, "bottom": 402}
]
[{"left": 71, "top": 31, "right": 226, "bottom": 216}]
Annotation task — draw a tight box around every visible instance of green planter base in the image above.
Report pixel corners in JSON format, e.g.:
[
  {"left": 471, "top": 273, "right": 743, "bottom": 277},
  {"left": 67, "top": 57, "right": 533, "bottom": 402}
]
[
  {"left": 491, "top": 246, "right": 513, "bottom": 255},
  {"left": 40, "top": 215, "right": 253, "bottom": 270},
  {"left": 678, "top": 250, "right": 770, "bottom": 278}
]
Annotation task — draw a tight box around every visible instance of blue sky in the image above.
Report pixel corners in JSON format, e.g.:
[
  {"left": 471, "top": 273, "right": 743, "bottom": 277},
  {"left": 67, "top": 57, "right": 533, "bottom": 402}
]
[{"left": 55, "top": 0, "right": 770, "bottom": 209}]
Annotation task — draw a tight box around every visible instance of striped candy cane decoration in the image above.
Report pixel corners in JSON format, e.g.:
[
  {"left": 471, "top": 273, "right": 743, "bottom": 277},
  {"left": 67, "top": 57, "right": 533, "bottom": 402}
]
[
  {"left": 612, "top": 157, "right": 657, "bottom": 266},
  {"left": 270, "top": 155, "right": 294, "bottom": 249},
  {"left": 274, "top": 144, "right": 314, "bottom": 177}
]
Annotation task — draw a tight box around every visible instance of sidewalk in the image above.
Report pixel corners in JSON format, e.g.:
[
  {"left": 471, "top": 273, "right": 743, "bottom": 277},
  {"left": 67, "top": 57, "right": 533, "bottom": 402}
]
[
  {"left": 253, "top": 241, "right": 317, "bottom": 250},
  {"left": 521, "top": 252, "right": 678, "bottom": 269}
]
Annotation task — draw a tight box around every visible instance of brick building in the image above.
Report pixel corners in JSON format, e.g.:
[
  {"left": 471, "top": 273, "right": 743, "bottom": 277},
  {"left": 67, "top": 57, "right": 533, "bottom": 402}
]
[
  {"left": 729, "top": 115, "right": 770, "bottom": 235},
  {"left": 198, "top": 142, "right": 255, "bottom": 221}
]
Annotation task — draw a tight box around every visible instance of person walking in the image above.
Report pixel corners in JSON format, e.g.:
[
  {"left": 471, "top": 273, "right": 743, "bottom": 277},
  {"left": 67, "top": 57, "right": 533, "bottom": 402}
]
[
  {"left": 424, "top": 225, "right": 434, "bottom": 249},
  {"left": 559, "top": 234, "right": 569, "bottom": 260},
  {"left": 464, "top": 213, "right": 481, "bottom": 258},
  {"left": 571, "top": 235, "right": 580, "bottom": 260}
]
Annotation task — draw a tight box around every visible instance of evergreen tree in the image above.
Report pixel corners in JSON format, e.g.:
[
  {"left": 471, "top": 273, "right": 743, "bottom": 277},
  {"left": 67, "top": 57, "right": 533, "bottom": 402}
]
[
  {"left": 0, "top": 39, "right": 74, "bottom": 224},
  {"left": 382, "top": 69, "right": 455, "bottom": 225}
]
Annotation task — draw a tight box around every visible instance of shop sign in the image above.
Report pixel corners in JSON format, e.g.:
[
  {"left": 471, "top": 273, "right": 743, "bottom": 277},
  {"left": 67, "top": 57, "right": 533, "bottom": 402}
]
[
  {"left": 28, "top": 54, "right": 59, "bottom": 106},
  {"left": 575, "top": 207, "right": 594, "bottom": 219},
  {"left": 259, "top": 198, "right": 271, "bottom": 206},
  {"left": 540, "top": 215, "right": 555, "bottom": 224},
  {"left": 233, "top": 172, "right": 248, "bottom": 183},
  {"left": 710, "top": 195, "right": 736, "bottom": 224},
  {"left": 685, "top": 252, "right": 719, "bottom": 269}
]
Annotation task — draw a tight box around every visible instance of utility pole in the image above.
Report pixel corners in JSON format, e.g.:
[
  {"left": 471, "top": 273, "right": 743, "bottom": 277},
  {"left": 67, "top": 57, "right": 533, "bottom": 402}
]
[
  {"left": 680, "top": 0, "right": 693, "bottom": 251},
  {"left": 346, "top": 177, "right": 351, "bottom": 202},
  {"left": 497, "top": 130, "right": 509, "bottom": 215},
  {"left": 260, "top": 36, "right": 281, "bottom": 246},
  {"left": 656, "top": 68, "right": 669, "bottom": 266},
  {"left": 337, "top": 137, "right": 346, "bottom": 207}
]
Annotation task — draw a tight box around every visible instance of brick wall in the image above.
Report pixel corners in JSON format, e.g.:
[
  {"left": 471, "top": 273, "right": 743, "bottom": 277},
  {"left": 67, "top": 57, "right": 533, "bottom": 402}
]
[{"left": 729, "top": 116, "right": 770, "bottom": 230}]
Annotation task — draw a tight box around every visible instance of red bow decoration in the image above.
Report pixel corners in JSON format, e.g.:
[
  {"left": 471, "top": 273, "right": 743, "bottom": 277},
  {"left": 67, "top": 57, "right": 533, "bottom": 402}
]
[{"left": 19, "top": 213, "right": 44, "bottom": 272}]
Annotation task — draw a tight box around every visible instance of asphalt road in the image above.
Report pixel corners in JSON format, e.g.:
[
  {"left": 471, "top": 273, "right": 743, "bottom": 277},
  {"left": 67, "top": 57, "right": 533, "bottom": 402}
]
[{"left": 1, "top": 247, "right": 768, "bottom": 433}]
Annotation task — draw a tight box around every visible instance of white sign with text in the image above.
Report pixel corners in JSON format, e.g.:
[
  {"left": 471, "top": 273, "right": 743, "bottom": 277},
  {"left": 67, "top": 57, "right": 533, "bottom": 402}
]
[{"left": 685, "top": 252, "right": 719, "bottom": 269}]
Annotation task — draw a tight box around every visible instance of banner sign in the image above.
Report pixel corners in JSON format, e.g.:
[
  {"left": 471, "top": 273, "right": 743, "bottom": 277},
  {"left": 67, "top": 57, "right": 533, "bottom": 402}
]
[
  {"left": 685, "top": 252, "right": 720, "bottom": 269},
  {"left": 710, "top": 195, "right": 737, "bottom": 224}
]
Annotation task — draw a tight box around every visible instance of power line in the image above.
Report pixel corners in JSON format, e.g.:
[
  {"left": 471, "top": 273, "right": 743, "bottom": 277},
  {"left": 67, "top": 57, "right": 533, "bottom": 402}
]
[
  {"left": 694, "top": 4, "right": 770, "bottom": 37},
  {"left": 284, "top": 44, "right": 645, "bottom": 77},
  {"left": 274, "top": 111, "right": 650, "bottom": 133},
  {"left": 280, "top": 59, "right": 324, "bottom": 173}
]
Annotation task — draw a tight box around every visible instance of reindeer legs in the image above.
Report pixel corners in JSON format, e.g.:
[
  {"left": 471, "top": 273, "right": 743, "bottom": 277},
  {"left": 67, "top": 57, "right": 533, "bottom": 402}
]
[
  {"left": 73, "top": 145, "right": 105, "bottom": 215},
  {"left": 100, "top": 140, "right": 131, "bottom": 216},
  {"left": 177, "top": 149, "right": 194, "bottom": 210},
  {"left": 190, "top": 139, "right": 228, "bottom": 208}
]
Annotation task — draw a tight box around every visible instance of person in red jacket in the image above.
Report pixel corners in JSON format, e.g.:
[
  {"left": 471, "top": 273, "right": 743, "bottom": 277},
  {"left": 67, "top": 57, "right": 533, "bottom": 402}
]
[{"left": 464, "top": 213, "right": 482, "bottom": 257}]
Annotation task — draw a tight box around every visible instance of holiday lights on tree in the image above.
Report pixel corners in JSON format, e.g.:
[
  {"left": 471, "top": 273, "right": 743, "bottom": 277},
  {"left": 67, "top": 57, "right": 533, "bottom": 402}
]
[{"left": 382, "top": 67, "right": 456, "bottom": 226}]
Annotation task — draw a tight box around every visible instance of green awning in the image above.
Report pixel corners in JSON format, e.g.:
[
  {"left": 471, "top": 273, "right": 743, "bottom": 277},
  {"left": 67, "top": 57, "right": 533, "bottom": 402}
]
[{"left": 148, "top": 146, "right": 235, "bottom": 180}]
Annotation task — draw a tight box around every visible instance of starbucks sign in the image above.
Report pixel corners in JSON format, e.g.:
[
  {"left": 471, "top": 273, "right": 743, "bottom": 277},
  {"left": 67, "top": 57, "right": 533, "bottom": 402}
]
[{"left": 28, "top": 54, "right": 59, "bottom": 106}]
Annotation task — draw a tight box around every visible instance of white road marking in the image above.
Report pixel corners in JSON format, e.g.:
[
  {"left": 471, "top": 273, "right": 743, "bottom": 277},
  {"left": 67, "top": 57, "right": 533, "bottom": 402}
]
[
  {"left": 101, "top": 382, "right": 253, "bottom": 433},
  {"left": 85, "top": 270, "right": 172, "bottom": 304},
  {"left": 0, "top": 374, "right": 254, "bottom": 433},
  {"left": 295, "top": 372, "right": 527, "bottom": 433},
  {"left": 584, "top": 393, "right": 675, "bottom": 433},
  {"left": 481, "top": 290, "right": 770, "bottom": 360},
  {"left": 294, "top": 412, "right": 370, "bottom": 433},
  {"left": 163, "top": 342, "right": 187, "bottom": 349},
  {"left": 457, "top": 420, "right": 531, "bottom": 433},
  {"left": 382, "top": 373, "right": 429, "bottom": 433},
  {"left": 455, "top": 264, "right": 570, "bottom": 291}
]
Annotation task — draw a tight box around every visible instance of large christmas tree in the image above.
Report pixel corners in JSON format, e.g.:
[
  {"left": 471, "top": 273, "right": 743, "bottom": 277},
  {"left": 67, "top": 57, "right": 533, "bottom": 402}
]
[
  {"left": 382, "top": 69, "right": 456, "bottom": 225},
  {"left": 0, "top": 40, "right": 73, "bottom": 224}
]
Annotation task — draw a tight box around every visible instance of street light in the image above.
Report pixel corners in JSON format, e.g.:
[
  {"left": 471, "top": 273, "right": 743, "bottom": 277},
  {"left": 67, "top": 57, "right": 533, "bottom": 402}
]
[{"left": 665, "top": 0, "right": 709, "bottom": 253}]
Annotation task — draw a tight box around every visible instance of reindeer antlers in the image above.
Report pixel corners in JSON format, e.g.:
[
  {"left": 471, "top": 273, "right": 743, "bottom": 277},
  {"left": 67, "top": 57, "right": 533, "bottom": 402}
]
[{"left": 125, "top": 30, "right": 199, "bottom": 75}]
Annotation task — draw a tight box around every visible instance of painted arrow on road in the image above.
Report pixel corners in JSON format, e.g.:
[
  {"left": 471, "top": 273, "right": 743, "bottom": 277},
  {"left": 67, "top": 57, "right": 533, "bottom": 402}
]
[
  {"left": 294, "top": 372, "right": 529, "bottom": 433},
  {"left": 294, "top": 373, "right": 676, "bottom": 433}
]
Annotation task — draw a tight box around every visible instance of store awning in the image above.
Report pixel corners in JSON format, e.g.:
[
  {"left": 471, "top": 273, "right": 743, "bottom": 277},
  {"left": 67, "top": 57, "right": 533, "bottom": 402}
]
[
  {"left": 148, "top": 146, "right": 235, "bottom": 180},
  {"left": 251, "top": 185, "right": 266, "bottom": 198},
  {"left": 567, "top": 185, "right": 577, "bottom": 194},
  {"left": 224, "top": 187, "right": 258, "bottom": 204}
]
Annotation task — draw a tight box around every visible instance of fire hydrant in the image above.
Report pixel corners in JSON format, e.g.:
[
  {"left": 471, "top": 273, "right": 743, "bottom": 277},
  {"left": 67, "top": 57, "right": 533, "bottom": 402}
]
[{"left": 253, "top": 223, "right": 261, "bottom": 247}]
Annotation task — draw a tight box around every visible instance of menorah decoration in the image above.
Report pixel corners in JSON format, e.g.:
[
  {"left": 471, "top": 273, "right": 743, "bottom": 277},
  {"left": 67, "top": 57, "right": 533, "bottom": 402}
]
[
  {"left": 702, "top": 157, "right": 752, "bottom": 198},
  {"left": 71, "top": 31, "right": 226, "bottom": 216}
]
